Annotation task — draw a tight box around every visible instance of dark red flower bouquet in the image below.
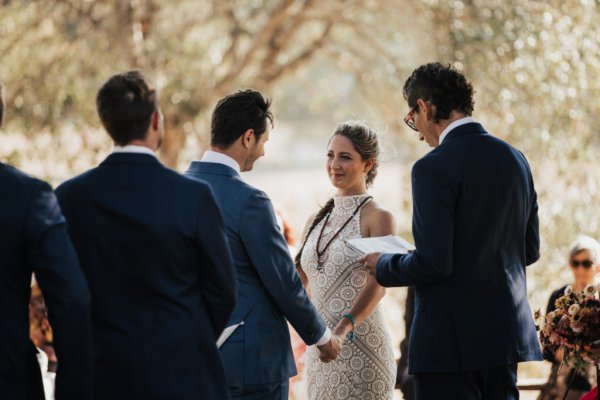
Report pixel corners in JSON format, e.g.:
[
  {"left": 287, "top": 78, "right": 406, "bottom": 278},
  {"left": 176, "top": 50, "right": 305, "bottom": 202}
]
[{"left": 540, "top": 284, "right": 600, "bottom": 372}]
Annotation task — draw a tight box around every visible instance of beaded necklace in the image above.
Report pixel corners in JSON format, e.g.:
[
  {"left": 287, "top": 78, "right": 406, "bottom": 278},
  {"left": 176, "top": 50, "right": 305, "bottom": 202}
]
[{"left": 315, "top": 196, "right": 372, "bottom": 271}]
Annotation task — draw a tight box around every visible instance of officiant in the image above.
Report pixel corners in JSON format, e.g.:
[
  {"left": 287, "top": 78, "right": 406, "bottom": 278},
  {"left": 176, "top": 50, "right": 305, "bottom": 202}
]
[{"left": 362, "top": 62, "right": 542, "bottom": 400}]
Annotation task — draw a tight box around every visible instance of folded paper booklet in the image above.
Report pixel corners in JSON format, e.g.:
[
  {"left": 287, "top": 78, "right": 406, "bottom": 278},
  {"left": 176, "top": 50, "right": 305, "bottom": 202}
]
[
  {"left": 217, "top": 321, "right": 244, "bottom": 348},
  {"left": 345, "top": 235, "right": 415, "bottom": 255}
]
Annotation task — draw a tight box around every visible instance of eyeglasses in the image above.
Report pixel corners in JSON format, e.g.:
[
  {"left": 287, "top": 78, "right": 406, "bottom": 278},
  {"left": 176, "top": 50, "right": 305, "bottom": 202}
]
[
  {"left": 404, "top": 105, "right": 419, "bottom": 132},
  {"left": 570, "top": 259, "right": 594, "bottom": 269}
]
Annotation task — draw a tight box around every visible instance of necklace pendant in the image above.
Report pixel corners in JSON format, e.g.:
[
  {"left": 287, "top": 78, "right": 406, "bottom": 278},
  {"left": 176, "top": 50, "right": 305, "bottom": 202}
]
[{"left": 316, "top": 263, "right": 323, "bottom": 271}]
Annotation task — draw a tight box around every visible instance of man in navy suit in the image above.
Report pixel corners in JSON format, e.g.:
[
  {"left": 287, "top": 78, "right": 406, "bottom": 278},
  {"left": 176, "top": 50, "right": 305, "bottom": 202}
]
[
  {"left": 363, "top": 63, "right": 542, "bottom": 399},
  {"left": 184, "top": 90, "right": 342, "bottom": 400},
  {"left": 0, "top": 83, "right": 93, "bottom": 400},
  {"left": 56, "top": 71, "right": 236, "bottom": 400}
]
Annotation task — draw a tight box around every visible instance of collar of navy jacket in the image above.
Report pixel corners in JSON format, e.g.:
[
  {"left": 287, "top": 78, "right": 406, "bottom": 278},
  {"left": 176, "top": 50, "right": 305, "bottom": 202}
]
[
  {"left": 440, "top": 122, "right": 488, "bottom": 144},
  {"left": 100, "top": 152, "right": 162, "bottom": 166},
  {"left": 185, "top": 161, "right": 240, "bottom": 177}
]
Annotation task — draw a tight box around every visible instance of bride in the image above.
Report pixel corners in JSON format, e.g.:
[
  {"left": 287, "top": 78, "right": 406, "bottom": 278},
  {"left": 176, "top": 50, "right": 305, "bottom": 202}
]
[{"left": 295, "top": 121, "right": 396, "bottom": 399}]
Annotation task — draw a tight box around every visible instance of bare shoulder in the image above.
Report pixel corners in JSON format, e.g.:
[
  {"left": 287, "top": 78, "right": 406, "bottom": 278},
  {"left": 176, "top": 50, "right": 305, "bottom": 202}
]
[{"left": 361, "top": 200, "right": 396, "bottom": 237}]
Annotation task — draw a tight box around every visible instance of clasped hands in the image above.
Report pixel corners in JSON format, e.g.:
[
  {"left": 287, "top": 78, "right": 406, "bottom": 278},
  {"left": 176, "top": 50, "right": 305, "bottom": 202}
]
[
  {"left": 316, "top": 312, "right": 361, "bottom": 363},
  {"left": 316, "top": 334, "right": 343, "bottom": 363}
]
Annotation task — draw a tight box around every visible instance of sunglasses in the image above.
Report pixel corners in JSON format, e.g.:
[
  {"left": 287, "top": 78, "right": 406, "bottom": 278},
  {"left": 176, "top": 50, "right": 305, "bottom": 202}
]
[{"left": 570, "top": 259, "right": 594, "bottom": 269}]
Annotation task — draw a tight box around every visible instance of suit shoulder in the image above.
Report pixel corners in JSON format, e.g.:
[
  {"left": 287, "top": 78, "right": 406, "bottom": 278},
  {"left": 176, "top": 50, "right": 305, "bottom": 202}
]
[
  {"left": 55, "top": 168, "right": 99, "bottom": 195},
  {"left": 218, "top": 175, "right": 266, "bottom": 204},
  {"left": 233, "top": 183, "right": 272, "bottom": 217},
  {"left": 0, "top": 163, "right": 52, "bottom": 193},
  {"left": 242, "top": 182, "right": 270, "bottom": 203},
  {"left": 413, "top": 151, "right": 446, "bottom": 175}
]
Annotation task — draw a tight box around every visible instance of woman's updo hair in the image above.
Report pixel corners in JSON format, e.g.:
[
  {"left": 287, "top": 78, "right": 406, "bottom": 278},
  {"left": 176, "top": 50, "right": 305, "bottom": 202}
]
[
  {"left": 294, "top": 121, "right": 380, "bottom": 270},
  {"left": 331, "top": 121, "right": 380, "bottom": 187}
]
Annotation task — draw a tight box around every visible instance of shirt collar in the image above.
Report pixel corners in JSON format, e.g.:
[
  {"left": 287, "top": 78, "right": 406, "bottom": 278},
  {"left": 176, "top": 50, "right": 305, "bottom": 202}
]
[
  {"left": 439, "top": 116, "right": 476, "bottom": 145},
  {"left": 200, "top": 150, "right": 241, "bottom": 174},
  {"left": 112, "top": 145, "right": 157, "bottom": 157}
]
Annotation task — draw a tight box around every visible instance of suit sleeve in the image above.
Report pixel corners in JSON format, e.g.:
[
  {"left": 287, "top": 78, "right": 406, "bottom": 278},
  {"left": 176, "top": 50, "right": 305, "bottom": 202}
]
[
  {"left": 239, "top": 190, "right": 327, "bottom": 345},
  {"left": 195, "top": 186, "right": 237, "bottom": 339},
  {"left": 525, "top": 178, "right": 540, "bottom": 266},
  {"left": 376, "top": 159, "right": 455, "bottom": 287},
  {"left": 28, "top": 181, "right": 93, "bottom": 400}
]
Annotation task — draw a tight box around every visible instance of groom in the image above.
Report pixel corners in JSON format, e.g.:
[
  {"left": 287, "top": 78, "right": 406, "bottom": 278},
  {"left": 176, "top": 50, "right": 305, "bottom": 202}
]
[
  {"left": 185, "top": 89, "right": 341, "bottom": 399},
  {"left": 363, "top": 63, "right": 542, "bottom": 400}
]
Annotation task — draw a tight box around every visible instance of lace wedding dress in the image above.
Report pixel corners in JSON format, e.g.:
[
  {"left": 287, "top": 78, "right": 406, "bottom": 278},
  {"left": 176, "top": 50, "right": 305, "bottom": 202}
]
[{"left": 300, "top": 194, "right": 396, "bottom": 400}]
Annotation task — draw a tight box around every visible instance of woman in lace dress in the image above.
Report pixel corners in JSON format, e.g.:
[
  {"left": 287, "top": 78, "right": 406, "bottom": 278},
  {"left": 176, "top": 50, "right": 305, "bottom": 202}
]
[{"left": 295, "top": 121, "right": 396, "bottom": 400}]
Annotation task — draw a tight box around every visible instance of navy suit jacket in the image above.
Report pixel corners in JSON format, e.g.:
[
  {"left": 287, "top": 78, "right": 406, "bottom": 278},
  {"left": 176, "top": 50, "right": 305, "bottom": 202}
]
[
  {"left": 184, "top": 161, "right": 327, "bottom": 386},
  {"left": 376, "top": 123, "right": 542, "bottom": 373},
  {"left": 56, "top": 153, "right": 236, "bottom": 399},
  {"left": 0, "top": 163, "right": 93, "bottom": 400}
]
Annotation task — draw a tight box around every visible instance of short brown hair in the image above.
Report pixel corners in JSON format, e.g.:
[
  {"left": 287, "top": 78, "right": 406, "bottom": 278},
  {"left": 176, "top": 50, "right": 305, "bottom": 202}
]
[
  {"left": 211, "top": 90, "right": 273, "bottom": 149},
  {"left": 96, "top": 71, "right": 158, "bottom": 145}
]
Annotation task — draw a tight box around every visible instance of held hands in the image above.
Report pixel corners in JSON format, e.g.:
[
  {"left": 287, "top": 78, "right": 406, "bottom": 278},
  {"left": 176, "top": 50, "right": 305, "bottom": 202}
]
[
  {"left": 317, "top": 334, "right": 342, "bottom": 363},
  {"left": 359, "top": 252, "right": 383, "bottom": 277}
]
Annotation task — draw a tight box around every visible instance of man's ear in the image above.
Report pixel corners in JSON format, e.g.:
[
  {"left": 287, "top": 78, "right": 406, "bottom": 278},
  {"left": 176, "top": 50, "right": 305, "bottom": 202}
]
[
  {"left": 416, "top": 98, "right": 433, "bottom": 121},
  {"left": 241, "top": 129, "right": 255, "bottom": 149},
  {"left": 151, "top": 110, "right": 160, "bottom": 131}
]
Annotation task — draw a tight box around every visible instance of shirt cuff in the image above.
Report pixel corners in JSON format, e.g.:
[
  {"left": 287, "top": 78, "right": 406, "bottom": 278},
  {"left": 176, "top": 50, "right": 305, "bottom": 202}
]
[{"left": 314, "top": 327, "right": 332, "bottom": 346}]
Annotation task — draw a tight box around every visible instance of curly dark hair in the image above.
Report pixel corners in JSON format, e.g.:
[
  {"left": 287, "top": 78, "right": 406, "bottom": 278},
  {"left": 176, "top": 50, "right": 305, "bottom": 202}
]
[{"left": 403, "top": 62, "right": 474, "bottom": 123}]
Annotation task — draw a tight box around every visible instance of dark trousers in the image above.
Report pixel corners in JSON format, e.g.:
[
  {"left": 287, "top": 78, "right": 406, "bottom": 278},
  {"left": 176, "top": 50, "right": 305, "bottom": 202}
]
[
  {"left": 230, "top": 379, "right": 289, "bottom": 400},
  {"left": 414, "top": 364, "right": 518, "bottom": 400}
]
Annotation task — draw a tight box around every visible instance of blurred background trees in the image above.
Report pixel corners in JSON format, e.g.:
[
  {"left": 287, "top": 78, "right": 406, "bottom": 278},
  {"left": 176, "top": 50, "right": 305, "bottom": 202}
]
[{"left": 3, "top": 0, "right": 600, "bottom": 373}]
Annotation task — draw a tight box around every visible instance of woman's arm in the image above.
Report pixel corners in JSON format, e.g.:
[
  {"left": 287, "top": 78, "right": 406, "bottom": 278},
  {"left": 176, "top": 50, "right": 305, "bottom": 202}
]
[
  {"left": 295, "top": 212, "right": 317, "bottom": 289},
  {"left": 333, "top": 205, "right": 396, "bottom": 338}
]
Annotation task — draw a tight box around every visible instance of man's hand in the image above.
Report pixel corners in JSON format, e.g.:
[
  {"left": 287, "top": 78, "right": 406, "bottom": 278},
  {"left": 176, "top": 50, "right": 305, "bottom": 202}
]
[
  {"left": 317, "top": 334, "right": 342, "bottom": 363},
  {"left": 359, "top": 252, "right": 383, "bottom": 277}
]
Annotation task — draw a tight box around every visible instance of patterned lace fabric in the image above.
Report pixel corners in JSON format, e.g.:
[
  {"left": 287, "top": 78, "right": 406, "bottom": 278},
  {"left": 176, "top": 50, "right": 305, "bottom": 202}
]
[{"left": 301, "top": 194, "right": 396, "bottom": 400}]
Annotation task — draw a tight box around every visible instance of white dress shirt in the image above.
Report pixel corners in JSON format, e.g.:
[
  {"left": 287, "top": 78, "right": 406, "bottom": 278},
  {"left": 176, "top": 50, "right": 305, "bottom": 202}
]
[
  {"left": 200, "top": 150, "right": 241, "bottom": 174},
  {"left": 199, "top": 151, "right": 332, "bottom": 346},
  {"left": 112, "top": 144, "right": 157, "bottom": 157},
  {"left": 439, "top": 116, "right": 476, "bottom": 145}
]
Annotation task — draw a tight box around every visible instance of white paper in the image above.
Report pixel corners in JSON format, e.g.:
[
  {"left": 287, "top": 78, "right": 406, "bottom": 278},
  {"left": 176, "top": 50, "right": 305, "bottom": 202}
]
[
  {"left": 217, "top": 321, "right": 244, "bottom": 348},
  {"left": 345, "top": 235, "right": 415, "bottom": 255}
]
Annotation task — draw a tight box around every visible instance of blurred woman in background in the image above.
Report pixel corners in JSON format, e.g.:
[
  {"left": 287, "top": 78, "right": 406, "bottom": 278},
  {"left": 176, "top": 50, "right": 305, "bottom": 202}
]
[{"left": 539, "top": 235, "right": 600, "bottom": 400}]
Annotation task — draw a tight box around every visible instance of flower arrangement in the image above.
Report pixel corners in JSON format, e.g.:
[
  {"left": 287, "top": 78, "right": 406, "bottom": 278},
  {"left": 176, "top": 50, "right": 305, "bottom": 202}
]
[{"left": 539, "top": 284, "right": 600, "bottom": 372}]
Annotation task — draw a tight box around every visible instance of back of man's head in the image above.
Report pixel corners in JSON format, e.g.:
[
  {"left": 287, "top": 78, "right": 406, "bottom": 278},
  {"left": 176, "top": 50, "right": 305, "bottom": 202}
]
[
  {"left": 211, "top": 89, "right": 273, "bottom": 149},
  {"left": 96, "top": 71, "right": 157, "bottom": 146},
  {"left": 403, "top": 62, "right": 475, "bottom": 123},
  {"left": 0, "top": 82, "right": 4, "bottom": 129}
]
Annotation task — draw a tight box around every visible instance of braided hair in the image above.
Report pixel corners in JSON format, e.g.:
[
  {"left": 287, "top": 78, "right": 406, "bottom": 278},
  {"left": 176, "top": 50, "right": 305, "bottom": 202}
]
[{"left": 294, "top": 199, "right": 334, "bottom": 269}]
